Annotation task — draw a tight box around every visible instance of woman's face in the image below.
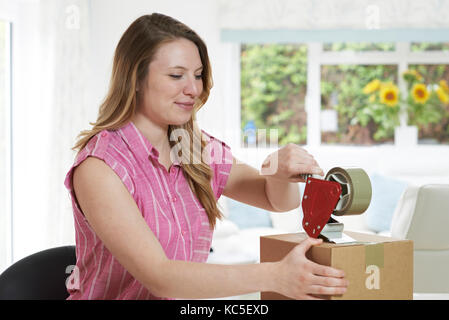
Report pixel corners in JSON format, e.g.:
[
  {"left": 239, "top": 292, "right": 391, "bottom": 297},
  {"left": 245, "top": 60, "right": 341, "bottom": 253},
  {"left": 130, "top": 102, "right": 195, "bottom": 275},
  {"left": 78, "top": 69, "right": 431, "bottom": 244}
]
[{"left": 136, "top": 38, "right": 204, "bottom": 127}]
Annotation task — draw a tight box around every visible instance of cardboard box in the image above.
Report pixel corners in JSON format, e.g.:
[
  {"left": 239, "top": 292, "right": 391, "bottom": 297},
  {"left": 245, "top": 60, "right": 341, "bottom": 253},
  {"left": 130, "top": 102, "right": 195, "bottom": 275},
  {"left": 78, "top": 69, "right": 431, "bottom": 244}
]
[{"left": 260, "top": 231, "right": 413, "bottom": 300}]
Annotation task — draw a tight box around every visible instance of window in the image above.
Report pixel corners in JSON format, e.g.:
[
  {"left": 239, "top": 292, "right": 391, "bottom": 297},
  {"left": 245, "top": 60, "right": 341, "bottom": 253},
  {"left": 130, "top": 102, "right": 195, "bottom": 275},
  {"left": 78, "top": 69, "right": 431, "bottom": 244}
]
[
  {"left": 240, "top": 42, "right": 449, "bottom": 146},
  {"left": 240, "top": 44, "right": 308, "bottom": 147},
  {"left": 0, "top": 19, "right": 12, "bottom": 273},
  {"left": 323, "top": 42, "right": 395, "bottom": 52},
  {"left": 321, "top": 64, "right": 398, "bottom": 144},
  {"left": 411, "top": 42, "right": 449, "bottom": 52},
  {"left": 407, "top": 64, "right": 449, "bottom": 143}
]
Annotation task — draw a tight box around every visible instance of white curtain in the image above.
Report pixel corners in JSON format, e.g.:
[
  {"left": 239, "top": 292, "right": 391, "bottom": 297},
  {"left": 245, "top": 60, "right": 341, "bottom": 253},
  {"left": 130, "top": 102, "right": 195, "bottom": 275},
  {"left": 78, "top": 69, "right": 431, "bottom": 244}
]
[
  {"left": 43, "top": 0, "right": 92, "bottom": 249},
  {"left": 12, "top": 0, "right": 92, "bottom": 262}
]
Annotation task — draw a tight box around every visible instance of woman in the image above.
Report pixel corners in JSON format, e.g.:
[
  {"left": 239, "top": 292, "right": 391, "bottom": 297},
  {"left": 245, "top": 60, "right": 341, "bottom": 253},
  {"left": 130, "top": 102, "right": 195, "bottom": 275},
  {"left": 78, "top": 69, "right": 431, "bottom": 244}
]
[{"left": 64, "top": 13, "right": 348, "bottom": 300}]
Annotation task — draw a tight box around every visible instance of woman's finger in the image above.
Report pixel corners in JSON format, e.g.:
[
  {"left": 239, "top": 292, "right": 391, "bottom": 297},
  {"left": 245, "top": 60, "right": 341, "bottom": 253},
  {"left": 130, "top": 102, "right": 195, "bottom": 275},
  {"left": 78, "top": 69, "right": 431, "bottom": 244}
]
[
  {"left": 295, "top": 237, "right": 323, "bottom": 256},
  {"left": 309, "top": 274, "right": 349, "bottom": 288},
  {"left": 308, "top": 260, "right": 346, "bottom": 278},
  {"left": 304, "top": 294, "right": 325, "bottom": 300},
  {"left": 287, "top": 163, "right": 324, "bottom": 176},
  {"left": 284, "top": 148, "right": 314, "bottom": 163},
  {"left": 308, "top": 284, "right": 347, "bottom": 296}
]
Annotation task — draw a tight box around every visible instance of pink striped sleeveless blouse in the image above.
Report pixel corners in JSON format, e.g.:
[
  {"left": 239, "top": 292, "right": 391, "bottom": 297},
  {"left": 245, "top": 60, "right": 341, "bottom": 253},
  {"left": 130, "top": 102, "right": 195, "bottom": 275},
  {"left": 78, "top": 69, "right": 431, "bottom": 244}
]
[{"left": 64, "top": 121, "right": 232, "bottom": 300}]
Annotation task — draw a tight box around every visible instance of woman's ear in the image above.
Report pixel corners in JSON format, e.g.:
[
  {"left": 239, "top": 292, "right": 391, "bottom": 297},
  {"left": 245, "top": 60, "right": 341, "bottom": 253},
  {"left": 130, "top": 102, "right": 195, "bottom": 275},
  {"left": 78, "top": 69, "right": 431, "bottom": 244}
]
[{"left": 136, "top": 80, "right": 144, "bottom": 92}]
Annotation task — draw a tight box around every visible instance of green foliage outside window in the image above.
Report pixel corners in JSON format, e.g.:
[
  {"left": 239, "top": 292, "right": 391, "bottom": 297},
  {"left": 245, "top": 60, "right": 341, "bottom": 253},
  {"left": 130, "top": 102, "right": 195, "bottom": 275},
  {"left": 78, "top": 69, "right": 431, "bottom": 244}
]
[
  {"left": 411, "top": 42, "right": 449, "bottom": 51},
  {"left": 321, "top": 64, "right": 398, "bottom": 144},
  {"left": 240, "top": 44, "right": 308, "bottom": 146},
  {"left": 241, "top": 42, "right": 449, "bottom": 146},
  {"left": 323, "top": 42, "right": 395, "bottom": 51},
  {"left": 407, "top": 65, "right": 449, "bottom": 142}
]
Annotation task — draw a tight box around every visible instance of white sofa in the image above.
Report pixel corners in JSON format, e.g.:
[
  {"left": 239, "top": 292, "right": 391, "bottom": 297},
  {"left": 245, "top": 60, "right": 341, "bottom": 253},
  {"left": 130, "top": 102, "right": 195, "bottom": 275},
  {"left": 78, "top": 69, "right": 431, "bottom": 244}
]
[{"left": 391, "top": 184, "right": 449, "bottom": 294}]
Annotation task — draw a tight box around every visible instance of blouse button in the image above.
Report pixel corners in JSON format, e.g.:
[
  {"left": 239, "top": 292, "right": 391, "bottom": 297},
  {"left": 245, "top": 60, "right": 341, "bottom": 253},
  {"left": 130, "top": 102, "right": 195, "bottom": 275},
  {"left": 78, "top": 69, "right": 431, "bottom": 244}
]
[
  {"left": 172, "top": 196, "right": 177, "bottom": 203},
  {"left": 101, "top": 132, "right": 108, "bottom": 138}
]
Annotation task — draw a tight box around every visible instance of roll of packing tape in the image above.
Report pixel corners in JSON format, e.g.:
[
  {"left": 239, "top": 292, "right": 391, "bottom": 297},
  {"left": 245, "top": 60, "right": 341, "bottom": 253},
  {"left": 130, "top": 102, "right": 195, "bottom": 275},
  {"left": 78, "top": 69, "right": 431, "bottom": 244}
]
[{"left": 324, "top": 167, "right": 372, "bottom": 216}]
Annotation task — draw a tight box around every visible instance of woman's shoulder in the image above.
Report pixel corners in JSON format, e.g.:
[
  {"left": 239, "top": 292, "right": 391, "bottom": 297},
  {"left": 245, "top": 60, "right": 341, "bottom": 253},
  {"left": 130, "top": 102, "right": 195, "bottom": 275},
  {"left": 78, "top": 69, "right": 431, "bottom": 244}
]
[
  {"left": 78, "top": 130, "right": 112, "bottom": 159},
  {"left": 65, "top": 129, "right": 136, "bottom": 194},
  {"left": 75, "top": 129, "right": 129, "bottom": 165},
  {"left": 72, "top": 156, "right": 114, "bottom": 187},
  {"left": 199, "top": 130, "right": 233, "bottom": 200},
  {"left": 200, "top": 129, "right": 232, "bottom": 166},
  {"left": 201, "top": 129, "right": 231, "bottom": 150}
]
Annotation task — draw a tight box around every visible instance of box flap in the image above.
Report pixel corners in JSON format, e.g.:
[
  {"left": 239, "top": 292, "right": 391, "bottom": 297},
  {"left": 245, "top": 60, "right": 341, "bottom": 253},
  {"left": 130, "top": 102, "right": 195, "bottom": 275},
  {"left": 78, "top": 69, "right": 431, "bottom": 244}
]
[{"left": 261, "top": 231, "right": 410, "bottom": 248}]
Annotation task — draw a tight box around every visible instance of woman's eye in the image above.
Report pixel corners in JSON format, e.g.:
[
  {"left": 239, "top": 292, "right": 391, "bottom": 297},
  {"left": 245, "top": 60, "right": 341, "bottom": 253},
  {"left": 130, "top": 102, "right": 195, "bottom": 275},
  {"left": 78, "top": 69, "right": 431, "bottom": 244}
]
[{"left": 169, "top": 74, "right": 202, "bottom": 80}]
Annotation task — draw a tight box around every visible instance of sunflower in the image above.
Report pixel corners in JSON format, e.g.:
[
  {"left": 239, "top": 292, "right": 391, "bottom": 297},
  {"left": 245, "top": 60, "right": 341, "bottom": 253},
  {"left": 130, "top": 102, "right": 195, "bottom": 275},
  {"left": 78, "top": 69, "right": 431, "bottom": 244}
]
[
  {"left": 363, "top": 79, "right": 381, "bottom": 94},
  {"left": 436, "top": 86, "right": 449, "bottom": 104},
  {"left": 440, "top": 80, "right": 449, "bottom": 93},
  {"left": 411, "top": 83, "right": 430, "bottom": 104},
  {"left": 380, "top": 84, "right": 399, "bottom": 107}
]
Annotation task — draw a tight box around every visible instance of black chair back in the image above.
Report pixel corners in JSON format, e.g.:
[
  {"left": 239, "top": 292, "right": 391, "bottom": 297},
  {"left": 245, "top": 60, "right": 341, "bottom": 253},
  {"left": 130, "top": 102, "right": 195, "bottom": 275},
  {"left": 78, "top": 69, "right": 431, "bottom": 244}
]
[{"left": 0, "top": 246, "right": 76, "bottom": 300}]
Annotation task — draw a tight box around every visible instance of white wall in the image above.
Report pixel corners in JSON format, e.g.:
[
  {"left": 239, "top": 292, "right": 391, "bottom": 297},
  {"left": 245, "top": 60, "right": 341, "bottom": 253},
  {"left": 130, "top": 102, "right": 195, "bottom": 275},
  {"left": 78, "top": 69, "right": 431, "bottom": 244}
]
[
  {"left": 10, "top": 0, "right": 54, "bottom": 265},
  {"left": 0, "top": 0, "right": 17, "bottom": 276},
  {"left": 218, "top": 0, "right": 449, "bottom": 30}
]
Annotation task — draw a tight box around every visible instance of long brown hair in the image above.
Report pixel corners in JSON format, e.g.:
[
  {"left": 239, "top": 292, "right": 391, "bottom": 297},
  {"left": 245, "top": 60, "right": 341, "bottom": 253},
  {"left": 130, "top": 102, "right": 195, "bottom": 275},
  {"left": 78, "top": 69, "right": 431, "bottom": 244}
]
[{"left": 73, "top": 13, "right": 222, "bottom": 228}]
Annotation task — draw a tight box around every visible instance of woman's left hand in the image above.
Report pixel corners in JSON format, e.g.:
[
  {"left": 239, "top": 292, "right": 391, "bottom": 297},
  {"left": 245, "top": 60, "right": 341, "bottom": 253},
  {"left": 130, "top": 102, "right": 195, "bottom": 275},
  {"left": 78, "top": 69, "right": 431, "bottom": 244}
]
[{"left": 260, "top": 143, "right": 324, "bottom": 182}]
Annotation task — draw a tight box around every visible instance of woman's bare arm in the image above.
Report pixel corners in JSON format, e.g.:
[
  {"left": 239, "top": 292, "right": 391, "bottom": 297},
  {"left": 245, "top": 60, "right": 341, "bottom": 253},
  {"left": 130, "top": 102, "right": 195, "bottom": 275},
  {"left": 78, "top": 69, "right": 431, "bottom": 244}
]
[
  {"left": 223, "top": 156, "right": 301, "bottom": 212},
  {"left": 73, "top": 157, "right": 346, "bottom": 299},
  {"left": 73, "top": 157, "right": 276, "bottom": 298},
  {"left": 223, "top": 144, "right": 324, "bottom": 212}
]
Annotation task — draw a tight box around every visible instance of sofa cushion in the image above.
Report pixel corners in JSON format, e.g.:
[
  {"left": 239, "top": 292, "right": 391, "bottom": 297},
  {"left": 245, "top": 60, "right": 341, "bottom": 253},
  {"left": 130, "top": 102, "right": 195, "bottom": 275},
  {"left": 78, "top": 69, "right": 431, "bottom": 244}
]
[
  {"left": 364, "top": 173, "right": 408, "bottom": 233},
  {"left": 213, "top": 218, "right": 240, "bottom": 239},
  {"left": 225, "top": 197, "right": 273, "bottom": 229}
]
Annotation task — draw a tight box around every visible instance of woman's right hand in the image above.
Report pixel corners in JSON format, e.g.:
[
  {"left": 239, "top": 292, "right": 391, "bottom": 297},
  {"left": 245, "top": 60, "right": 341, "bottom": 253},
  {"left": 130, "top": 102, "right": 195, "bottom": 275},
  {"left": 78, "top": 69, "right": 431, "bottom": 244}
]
[{"left": 273, "top": 237, "right": 348, "bottom": 300}]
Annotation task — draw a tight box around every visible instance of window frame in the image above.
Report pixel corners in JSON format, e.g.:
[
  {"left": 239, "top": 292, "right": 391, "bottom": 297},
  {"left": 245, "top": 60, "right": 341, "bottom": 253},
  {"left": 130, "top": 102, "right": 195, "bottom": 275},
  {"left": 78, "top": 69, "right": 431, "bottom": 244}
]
[
  {"left": 315, "top": 42, "right": 449, "bottom": 145},
  {"left": 232, "top": 41, "right": 449, "bottom": 147},
  {"left": 0, "top": 17, "right": 13, "bottom": 273}
]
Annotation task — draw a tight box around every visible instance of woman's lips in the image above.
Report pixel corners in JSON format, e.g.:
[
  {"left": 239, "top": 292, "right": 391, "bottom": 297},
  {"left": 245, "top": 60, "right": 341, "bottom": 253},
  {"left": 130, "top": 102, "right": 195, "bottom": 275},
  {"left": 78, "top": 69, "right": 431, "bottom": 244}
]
[{"left": 175, "top": 102, "right": 194, "bottom": 111}]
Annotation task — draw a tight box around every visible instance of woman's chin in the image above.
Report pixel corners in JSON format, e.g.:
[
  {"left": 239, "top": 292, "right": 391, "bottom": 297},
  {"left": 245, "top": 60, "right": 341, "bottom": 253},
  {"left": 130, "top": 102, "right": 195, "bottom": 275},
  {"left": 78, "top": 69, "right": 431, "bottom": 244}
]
[{"left": 169, "top": 116, "right": 192, "bottom": 126}]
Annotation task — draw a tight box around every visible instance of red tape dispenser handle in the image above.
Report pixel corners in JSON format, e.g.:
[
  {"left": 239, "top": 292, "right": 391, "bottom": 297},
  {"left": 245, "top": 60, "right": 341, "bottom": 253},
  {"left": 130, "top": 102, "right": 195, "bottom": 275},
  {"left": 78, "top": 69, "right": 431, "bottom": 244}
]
[{"left": 301, "top": 177, "right": 342, "bottom": 238}]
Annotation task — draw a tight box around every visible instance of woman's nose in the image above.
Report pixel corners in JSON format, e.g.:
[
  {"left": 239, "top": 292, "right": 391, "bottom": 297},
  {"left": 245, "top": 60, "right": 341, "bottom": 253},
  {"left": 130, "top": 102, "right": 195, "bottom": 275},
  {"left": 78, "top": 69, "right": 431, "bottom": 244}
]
[{"left": 183, "top": 76, "right": 201, "bottom": 97}]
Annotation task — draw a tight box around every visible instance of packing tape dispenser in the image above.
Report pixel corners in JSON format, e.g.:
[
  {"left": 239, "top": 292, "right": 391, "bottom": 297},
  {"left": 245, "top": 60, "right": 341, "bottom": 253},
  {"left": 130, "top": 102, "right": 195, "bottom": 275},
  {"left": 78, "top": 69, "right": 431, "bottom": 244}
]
[{"left": 300, "top": 167, "right": 372, "bottom": 243}]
